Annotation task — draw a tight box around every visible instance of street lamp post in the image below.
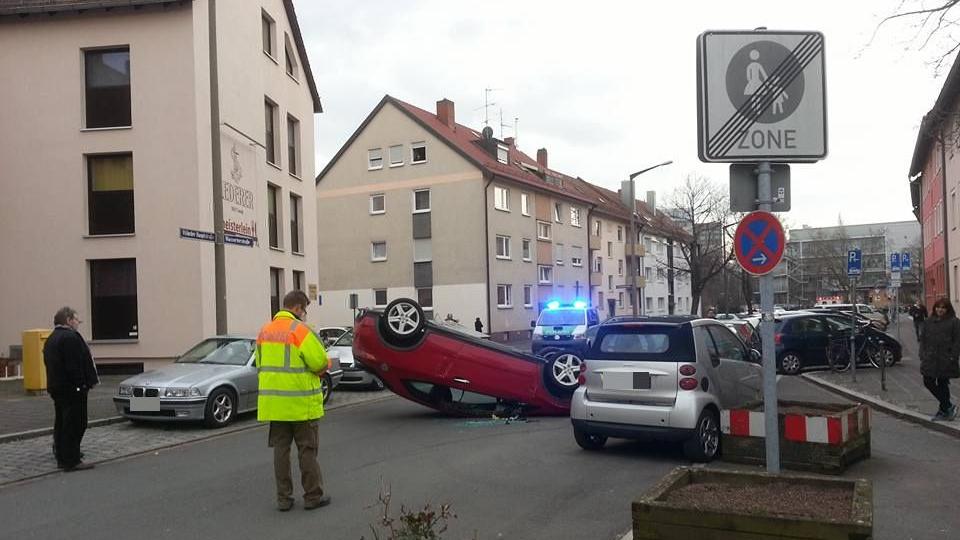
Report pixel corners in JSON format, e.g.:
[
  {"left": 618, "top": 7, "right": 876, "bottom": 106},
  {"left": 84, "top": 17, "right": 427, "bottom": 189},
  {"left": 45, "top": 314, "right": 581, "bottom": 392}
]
[{"left": 626, "top": 160, "right": 673, "bottom": 317}]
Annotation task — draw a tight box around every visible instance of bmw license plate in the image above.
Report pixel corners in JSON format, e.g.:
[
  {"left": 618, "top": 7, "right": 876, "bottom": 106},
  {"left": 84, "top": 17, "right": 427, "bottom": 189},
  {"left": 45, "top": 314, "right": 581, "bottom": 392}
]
[{"left": 130, "top": 396, "right": 160, "bottom": 412}]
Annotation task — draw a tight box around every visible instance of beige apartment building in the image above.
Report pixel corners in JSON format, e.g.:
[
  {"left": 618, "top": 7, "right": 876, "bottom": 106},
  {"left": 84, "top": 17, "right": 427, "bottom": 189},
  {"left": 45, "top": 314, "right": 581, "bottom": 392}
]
[
  {"left": 0, "top": 0, "right": 321, "bottom": 366},
  {"left": 315, "top": 96, "right": 595, "bottom": 339}
]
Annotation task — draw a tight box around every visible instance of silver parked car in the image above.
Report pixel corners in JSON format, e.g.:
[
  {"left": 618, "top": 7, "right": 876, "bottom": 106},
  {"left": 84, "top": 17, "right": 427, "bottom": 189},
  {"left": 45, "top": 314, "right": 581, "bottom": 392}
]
[
  {"left": 327, "top": 330, "right": 384, "bottom": 390},
  {"left": 114, "top": 336, "right": 343, "bottom": 428},
  {"left": 570, "top": 318, "right": 762, "bottom": 461}
]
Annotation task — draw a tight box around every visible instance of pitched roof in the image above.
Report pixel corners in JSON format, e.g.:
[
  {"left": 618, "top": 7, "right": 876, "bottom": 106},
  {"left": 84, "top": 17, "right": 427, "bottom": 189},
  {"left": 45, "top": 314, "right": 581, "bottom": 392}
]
[
  {"left": 573, "top": 179, "right": 690, "bottom": 241},
  {"left": 909, "top": 53, "right": 960, "bottom": 178},
  {"left": 0, "top": 0, "right": 322, "bottom": 114}
]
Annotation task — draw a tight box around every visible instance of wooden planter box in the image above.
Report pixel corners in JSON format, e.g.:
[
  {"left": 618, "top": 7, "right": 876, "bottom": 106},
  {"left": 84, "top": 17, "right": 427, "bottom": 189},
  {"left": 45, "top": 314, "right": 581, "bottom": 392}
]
[
  {"left": 633, "top": 467, "right": 873, "bottom": 540},
  {"left": 720, "top": 401, "right": 871, "bottom": 475}
]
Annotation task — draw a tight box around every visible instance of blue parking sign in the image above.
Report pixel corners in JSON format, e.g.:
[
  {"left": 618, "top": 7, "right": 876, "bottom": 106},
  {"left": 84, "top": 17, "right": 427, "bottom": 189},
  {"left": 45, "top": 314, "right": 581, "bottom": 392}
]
[
  {"left": 890, "top": 252, "right": 901, "bottom": 272},
  {"left": 847, "top": 249, "right": 862, "bottom": 276},
  {"left": 902, "top": 252, "right": 912, "bottom": 271}
]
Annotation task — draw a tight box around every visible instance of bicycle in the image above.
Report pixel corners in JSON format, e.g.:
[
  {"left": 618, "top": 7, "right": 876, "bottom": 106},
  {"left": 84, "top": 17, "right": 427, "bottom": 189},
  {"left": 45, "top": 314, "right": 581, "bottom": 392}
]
[{"left": 825, "top": 325, "right": 888, "bottom": 373}]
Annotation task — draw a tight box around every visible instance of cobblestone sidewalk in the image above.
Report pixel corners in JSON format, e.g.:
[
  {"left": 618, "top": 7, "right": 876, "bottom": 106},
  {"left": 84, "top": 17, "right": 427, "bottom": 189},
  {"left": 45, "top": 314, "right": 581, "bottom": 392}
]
[{"left": 0, "top": 389, "right": 395, "bottom": 486}]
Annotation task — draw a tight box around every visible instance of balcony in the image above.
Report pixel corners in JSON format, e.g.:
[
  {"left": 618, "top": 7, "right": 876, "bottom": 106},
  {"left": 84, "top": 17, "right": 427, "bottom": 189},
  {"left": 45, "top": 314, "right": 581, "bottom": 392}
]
[
  {"left": 588, "top": 233, "right": 601, "bottom": 251},
  {"left": 590, "top": 273, "right": 603, "bottom": 287},
  {"left": 626, "top": 243, "right": 646, "bottom": 258}
]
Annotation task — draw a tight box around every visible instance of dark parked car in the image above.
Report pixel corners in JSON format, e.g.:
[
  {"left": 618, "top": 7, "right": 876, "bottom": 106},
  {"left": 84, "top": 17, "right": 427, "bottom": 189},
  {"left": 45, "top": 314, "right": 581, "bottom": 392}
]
[
  {"left": 352, "top": 298, "right": 578, "bottom": 416},
  {"left": 775, "top": 313, "right": 901, "bottom": 375}
]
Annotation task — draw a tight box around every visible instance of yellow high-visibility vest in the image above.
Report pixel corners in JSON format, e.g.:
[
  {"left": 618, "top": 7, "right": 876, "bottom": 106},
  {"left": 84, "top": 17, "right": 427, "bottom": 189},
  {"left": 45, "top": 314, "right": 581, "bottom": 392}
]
[{"left": 255, "top": 311, "right": 328, "bottom": 421}]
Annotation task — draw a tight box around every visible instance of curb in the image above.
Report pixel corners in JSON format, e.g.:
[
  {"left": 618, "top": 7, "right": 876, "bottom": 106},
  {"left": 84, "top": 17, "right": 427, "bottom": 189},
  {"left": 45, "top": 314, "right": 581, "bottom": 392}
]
[
  {"left": 0, "top": 415, "right": 127, "bottom": 445},
  {"left": 801, "top": 373, "right": 960, "bottom": 440}
]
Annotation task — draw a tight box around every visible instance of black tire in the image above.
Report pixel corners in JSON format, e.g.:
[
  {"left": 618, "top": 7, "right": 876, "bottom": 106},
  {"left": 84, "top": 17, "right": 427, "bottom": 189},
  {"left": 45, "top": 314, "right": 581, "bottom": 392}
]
[
  {"left": 321, "top": 374, "right": 333, "bottom": 405},
  {"left": 867, "top": 344, "right": 896, "bottom": 369},
  {"left": 574, "top": 426, "right": 607, "bottom": 451},
  {"left": 378, "top": 298, "right": 427, "bottom": 348},
  {"left": 683, "top": 409, "right": 721, "bottom": 462},
  {"left": 777, "top": 351, "right": 803, "bottom": 375},
  {"left": 204, "top": 387, "right": 236, "bottom": 428},
  {"left": 370, "top": 375, "right": 386, "bottom": 391},
  {"left": 539, "top": 348, "right": 583, "bottom": 396}
]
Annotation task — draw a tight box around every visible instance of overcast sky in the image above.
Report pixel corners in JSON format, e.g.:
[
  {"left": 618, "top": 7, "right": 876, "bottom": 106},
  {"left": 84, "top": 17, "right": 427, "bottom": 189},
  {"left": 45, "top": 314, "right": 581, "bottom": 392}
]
[{"left": 298, "top": 0, "right": 952, "bottom": 230}]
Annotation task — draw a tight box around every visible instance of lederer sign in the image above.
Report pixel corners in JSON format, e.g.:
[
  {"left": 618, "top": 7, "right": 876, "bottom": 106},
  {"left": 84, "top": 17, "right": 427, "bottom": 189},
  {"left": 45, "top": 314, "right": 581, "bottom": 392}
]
[
  {"left": 697, "top": 30, "right": 827, "bottom": 163},
  {"left": 221, "top": 129, "right": 259, "bottom": 240}
]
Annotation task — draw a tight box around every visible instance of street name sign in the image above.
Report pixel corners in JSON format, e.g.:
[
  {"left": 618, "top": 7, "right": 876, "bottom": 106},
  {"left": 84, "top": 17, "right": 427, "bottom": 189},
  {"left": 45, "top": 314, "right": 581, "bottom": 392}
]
[
  {"left": 729, "top": 163, "right": 791, "bottom": 211},
  {"left": 697, "top": 30, "right": 827, "bottom": 163},
  {"left": 890, "top": 252, "right": 901, "bottom": 272},
  {"left": 847, "top": 249, "right": 862, "bottom": 277},
  {"left": 734, "top": 211, "right": 785, "bottom": 275},
  {"left": 180, "top": 228, "right": 215, "bottom": 242},
  {"left": 902, "top": 252, "right": 912, "bottom": 271}
]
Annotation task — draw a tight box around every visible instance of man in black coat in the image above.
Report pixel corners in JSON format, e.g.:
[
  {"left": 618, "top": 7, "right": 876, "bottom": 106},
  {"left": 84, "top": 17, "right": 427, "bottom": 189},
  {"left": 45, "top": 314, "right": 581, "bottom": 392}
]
[{"left": 44, "top": 307, "right": 99, "bottom": 471}]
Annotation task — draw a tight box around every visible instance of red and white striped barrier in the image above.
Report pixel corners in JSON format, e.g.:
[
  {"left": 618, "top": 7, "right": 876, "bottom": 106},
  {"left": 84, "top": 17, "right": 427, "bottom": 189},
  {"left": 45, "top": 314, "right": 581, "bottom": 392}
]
[{"left": 721, "top": 406, "right": 870, "bottom": 446}]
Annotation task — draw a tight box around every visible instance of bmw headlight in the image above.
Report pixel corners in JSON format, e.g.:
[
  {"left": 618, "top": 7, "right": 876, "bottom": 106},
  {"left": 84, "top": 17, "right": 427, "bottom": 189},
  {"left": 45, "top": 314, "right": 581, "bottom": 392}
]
[
  {"left": 118, "top": 385, "right": 132, "bottom": 397},
  {"left": 164, "top": 387, "right": 189, "bottom": 398},
  {"left": 190, "top": 387, "right": 202, "bottom": 397}
]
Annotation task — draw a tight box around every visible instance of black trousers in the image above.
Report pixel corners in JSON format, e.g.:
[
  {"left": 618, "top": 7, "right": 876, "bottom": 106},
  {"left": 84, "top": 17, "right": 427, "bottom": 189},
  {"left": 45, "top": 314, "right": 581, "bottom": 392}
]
[
  {"left": 52, "top": 390, "right": 89, "bottom": 467},
  {"left": 923, "top": 377, "right": 953, "bottom": 413}
]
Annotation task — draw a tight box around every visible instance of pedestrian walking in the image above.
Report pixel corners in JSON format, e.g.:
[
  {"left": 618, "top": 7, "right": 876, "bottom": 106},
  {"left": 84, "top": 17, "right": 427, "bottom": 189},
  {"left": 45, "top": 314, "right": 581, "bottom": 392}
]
[
  {"left": 919, "top": 298, "right": 960, "bottom": 421},
  {"left": 474, "top": 317, "right": 483, "bottom": 333},
  {"left": 43, "top": 306, "right": 99, "bottom": 472},
  {"left": 256, "top": 290, "right": 331, "bottom": 511},
  {"left": 911, "top": 302, "right": 927, "bottom": 341}
]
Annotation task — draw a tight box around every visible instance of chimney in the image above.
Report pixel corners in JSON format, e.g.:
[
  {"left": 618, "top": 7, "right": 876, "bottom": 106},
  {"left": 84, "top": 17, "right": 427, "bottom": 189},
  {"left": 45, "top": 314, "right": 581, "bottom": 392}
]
[
  {"left": 537, "top": 148, "right": 548, "bottom": 169},
  {"left": 436, "top": 99, "right": 455, "bottom": 129},
  {"left": 646, "top": 191, "right": 656, "bottom": 214},
  {"left": 504, "top": 137, "right": 515, "bottom": 147}
]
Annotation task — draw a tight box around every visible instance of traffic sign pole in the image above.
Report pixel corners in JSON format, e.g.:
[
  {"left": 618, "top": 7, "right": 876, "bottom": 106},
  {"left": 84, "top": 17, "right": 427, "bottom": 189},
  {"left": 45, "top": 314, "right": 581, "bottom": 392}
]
[{"left": 757, "top": 160, "right": 780, "bottom": 474}]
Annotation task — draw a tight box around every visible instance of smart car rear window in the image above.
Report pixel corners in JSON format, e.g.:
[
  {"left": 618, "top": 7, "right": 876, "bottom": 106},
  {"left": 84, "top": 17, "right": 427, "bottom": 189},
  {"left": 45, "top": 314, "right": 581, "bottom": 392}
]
[{"left": 590, "top": 324, "right": 693, "bottom": 362}]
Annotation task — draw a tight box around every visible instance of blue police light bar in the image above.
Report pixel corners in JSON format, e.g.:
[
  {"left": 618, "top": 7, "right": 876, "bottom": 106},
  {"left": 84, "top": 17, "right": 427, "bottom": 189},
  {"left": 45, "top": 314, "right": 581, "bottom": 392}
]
[
  {"left": 573, "top": 300, "right": 587, "bottom": 309},
  {"left": 546, "top": 301, "right": 561, "bottom": 310}
]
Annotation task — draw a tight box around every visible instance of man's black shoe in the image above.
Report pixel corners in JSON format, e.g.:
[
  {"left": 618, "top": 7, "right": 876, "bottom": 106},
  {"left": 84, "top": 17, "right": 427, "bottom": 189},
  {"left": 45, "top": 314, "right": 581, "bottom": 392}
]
[{"left": 63, "top": 462, "right": 94, "bottom": 472}]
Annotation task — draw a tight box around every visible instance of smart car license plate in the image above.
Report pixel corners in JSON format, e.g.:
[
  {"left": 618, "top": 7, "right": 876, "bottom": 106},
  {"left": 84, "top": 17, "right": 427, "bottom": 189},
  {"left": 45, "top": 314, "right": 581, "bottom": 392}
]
[
  {"left": 130, "top": 396, "right": 160, "bottom": 412},
  {"left": 603, "top": 372, "right": 651, "bottom": 390}
]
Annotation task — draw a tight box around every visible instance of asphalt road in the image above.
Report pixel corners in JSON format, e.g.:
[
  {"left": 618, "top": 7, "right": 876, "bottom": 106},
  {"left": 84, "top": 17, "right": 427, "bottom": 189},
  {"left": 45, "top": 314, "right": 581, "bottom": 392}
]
[{"left": 0, "top": 379, "right": 958, "bottom": 540}]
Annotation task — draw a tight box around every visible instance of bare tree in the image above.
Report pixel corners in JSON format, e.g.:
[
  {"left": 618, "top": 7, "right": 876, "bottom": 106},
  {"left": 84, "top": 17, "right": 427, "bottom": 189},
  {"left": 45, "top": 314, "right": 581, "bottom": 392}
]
[
  {"left": 666, "top": 174, "right": 737, "bottom": 314},
  {"left": 872, "top": 0, "right": 960, "bottom": 74}
]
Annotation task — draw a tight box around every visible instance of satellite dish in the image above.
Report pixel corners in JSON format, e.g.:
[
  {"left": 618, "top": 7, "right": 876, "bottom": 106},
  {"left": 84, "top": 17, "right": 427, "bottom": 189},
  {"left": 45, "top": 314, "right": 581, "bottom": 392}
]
[{"left": 481, "top": 126, "right": 494, "bottom": 140}]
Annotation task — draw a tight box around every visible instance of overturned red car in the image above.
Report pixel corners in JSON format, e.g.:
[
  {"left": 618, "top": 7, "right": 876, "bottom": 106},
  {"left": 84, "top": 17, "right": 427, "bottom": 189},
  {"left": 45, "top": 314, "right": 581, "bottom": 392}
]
[{"left": 352, "top": 298, "right": 579, "bottom": 416}]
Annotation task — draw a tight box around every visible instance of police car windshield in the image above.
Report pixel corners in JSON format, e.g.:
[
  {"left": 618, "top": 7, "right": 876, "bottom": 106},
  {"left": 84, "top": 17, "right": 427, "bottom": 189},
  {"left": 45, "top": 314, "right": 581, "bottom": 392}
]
[
  {"left": 176, "top": 338, "right": 254, "bottom": 365},
  {"left": 539, "top": 309, "right": 585, "bottom": 326}
]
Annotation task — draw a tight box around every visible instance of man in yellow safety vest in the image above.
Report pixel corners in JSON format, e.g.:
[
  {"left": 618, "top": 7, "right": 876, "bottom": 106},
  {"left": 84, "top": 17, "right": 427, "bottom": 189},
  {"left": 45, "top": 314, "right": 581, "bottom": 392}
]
[{"left": 256, "top": 290, "right": 330, "bottom": 511}]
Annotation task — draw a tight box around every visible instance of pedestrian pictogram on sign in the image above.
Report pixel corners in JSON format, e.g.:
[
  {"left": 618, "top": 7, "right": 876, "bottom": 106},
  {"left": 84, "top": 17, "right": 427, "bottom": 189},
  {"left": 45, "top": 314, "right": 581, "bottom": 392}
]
[{"left": 733, "top": 211, "right": 785, "bottom": 275}]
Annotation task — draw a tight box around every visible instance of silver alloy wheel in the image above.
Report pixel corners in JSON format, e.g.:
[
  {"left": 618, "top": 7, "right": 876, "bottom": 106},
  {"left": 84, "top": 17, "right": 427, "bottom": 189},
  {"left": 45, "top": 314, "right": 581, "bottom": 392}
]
[
  {"left": 320, "top": 375, "right": 330, "bottom": 401},
  {"left": 699, "top": 413, "right": 720, "bottom": 458},
  {"left": 212, "top": 392, "right": 233, "bottom": 424},
  {"left": 781, "top": 353, "right": 801, "bottom": 374},
  {"left": 386, "top": 301, "right": 421, "bottom": 336},
  {"left": 872, "top": 346, "right": 895, "bottom": 368},
  {"left": 551, "top": 354, "right": 583, "bottom": 387}
]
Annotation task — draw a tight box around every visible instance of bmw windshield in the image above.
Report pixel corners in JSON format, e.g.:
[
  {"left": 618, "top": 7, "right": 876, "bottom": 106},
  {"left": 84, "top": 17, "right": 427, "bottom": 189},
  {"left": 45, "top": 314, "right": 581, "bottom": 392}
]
[{"left": 175, "top": 338, "right": 254, "bottom": 366}]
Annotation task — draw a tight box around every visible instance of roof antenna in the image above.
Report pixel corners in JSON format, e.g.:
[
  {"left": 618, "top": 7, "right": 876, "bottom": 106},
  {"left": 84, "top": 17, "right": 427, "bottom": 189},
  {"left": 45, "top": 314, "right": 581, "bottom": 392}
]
[
  {"left": 499, "top": 110, "right": 518, "bottom": 144},
  {"left": 474, "top": 88, "right": 501, "bottom": 128}
]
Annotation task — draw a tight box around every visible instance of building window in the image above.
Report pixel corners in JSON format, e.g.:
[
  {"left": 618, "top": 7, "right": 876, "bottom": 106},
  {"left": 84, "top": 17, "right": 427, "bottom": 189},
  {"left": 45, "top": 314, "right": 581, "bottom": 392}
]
[
  {"left": 413, "top": 238, "right": 432, "bottom": 262},
  {"left": 287, "top": 115, "right": 300, "bottom": 176},
  {"left": 496, "top": 235, "right": 511, "bottom": 259},
  {"left": 411, "top": 142, "right": 427, "bottom": 164},
  {"left": 269, "top": 267, "right": 283, "bottom": 316},
  {"left": 261, "top": 11, "right": 275, "bottom": 57},
  {"left": 265, "top": 99, "right": 278, "bottom": 165},
  {"left": 413, "top": 189, "right": 431, "bottom": 213},
  {"left": 598, "top": 292, "right": 604, "bottom": 309},
  {"left": 494, "top": 186, "right": 510, "bottom": 211},
  {"left": 497, "top": 144, "right": 509, "bottom": 164},
  {"left": 370, "top": 193, "right": 385, "bottom": 215},
  {"left": 368, "top": 148, "right": 383, "bottom": 170},
  {"left": 554, "top": 202, "right": 563, "bottom": 223},
  {"left": 617, "top": 226, "right": 623, "bottom": 241},
  {"left": 658, "top": 297, "right": 665, "bottom": 310},
  {"left": 87, "top": 153, "right": 134, "bottom": 235},
  {"left": 389, "top": 144, "right": 404, "bottom": 167},
  {"left": 284, "top": 34, "right": 298, "bottom": 79},
  {"left": 289, "top": 193, "right": 303, "bottom": 254},
  {"left": 537, "top": 221, "right": 551, "bottom": 240},
  {"left": 374, "top": 289, "right": 388, "bottom": 307},
  {"left": 570, "top": 206, "right": 582, "bottom": 227},
  {"left": 524, "top": 285, "right": 533, "bottom": 308},
  {"left": 593, "top": 257, "right": 602, "bottom": 273},
  {"left": 645, "top": 267, "right": 653, "bottom": 281},
  {"left": 607, "top": 242, "right": 613, "bottom": 257},
  {"left": 495, "top": 284, "right": 513, "bottom": 308},
  {"left": 555, "top": 244, "right": 564, "bottom": 265},
  {"left": 572, "top": 257, "right": 583, "bottom": 267},
  {"left": 618, "top": 292, "right": 624, "bottom": 308},
  {"left": 618, "top": 259, "right": 624, "bottom": 276},
  {"left": 521, "top": 193, "right": 530, "bottom": 216},
  {"left": 522, "top": 239, "right": 532, "bottom": 261},
  {"left": 608, "top": 275, "right": 613, "bottom": 290},
  {"left": 267, "top": 184, "right": 281, "bottom": 249},
  {"left": 84, "top": 47, "right": 131, "bottom": 129},
  {"left": 538, "top": 265, "right": 553, "bottom": 284},
  {"left": 89, "top": 258, "right": 138, "bottom": 341},
  {"left": 418, "top": 288, "right": 433, "bottom": 310},
  {"left": 645, "top": 297, "right": 653, "bottom": 311},
  {"left": 293, "top": 270, "right": 305, "bottom": 292},
  {"left": 594, "top": 219, "right": 602, "bottom": 236},
  {"left": 657, "top": 268, "right": 666, "bottom": 281},
  {"left": 371, "top": 241, "right": 387, "bottom": 261}
]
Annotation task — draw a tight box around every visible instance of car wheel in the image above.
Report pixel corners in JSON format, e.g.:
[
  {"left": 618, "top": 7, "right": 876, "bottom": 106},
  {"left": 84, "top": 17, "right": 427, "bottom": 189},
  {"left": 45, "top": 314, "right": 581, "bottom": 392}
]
[
  {"left": 379, "top": 298, "right": 427, "bottom": 347},
  {"left": 683, "top": 409, "right": 720, "bottom": 462},
  {"left": 869, "top": 345, "right": 896, "bottom": 369},
  {"left": 574, "top": 426, "right": 607, "bottom": 451},
  {"left": 778, "top": 351, "right": 802, "bottom": 375},
  {"left": 204, "top": 387, "right": 236, "bottom": 429},
  {"left": 371, "top": 376, "right": 386, "bottom": 391},
  {"left": 539, "top": 348, "right": 583, "bottom": 396},
  {"left": 321, "top": 374, "right": 333, "bottom": 405}
]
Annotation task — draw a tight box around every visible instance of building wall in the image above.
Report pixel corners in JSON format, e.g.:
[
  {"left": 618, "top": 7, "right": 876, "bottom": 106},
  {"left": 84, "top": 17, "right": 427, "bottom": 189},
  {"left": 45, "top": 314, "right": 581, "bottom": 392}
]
[
  {"left": 315, "top": 102, "right": 486, "bottom": 327},
  {"left": 487, "top": 181, "right": 538, "bottom": 333}
]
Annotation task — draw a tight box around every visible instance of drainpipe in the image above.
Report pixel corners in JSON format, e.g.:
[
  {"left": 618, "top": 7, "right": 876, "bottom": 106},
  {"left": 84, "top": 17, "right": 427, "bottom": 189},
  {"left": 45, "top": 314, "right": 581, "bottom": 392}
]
[
  {"left": 208, "top": 0, "right": 227, "bottom": 334},
  {"left": 483, "top": 173, "right": 494, "bottom": 338},
  {"left": 941, "top": 126, "right": 951, "bottom": 301}
]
